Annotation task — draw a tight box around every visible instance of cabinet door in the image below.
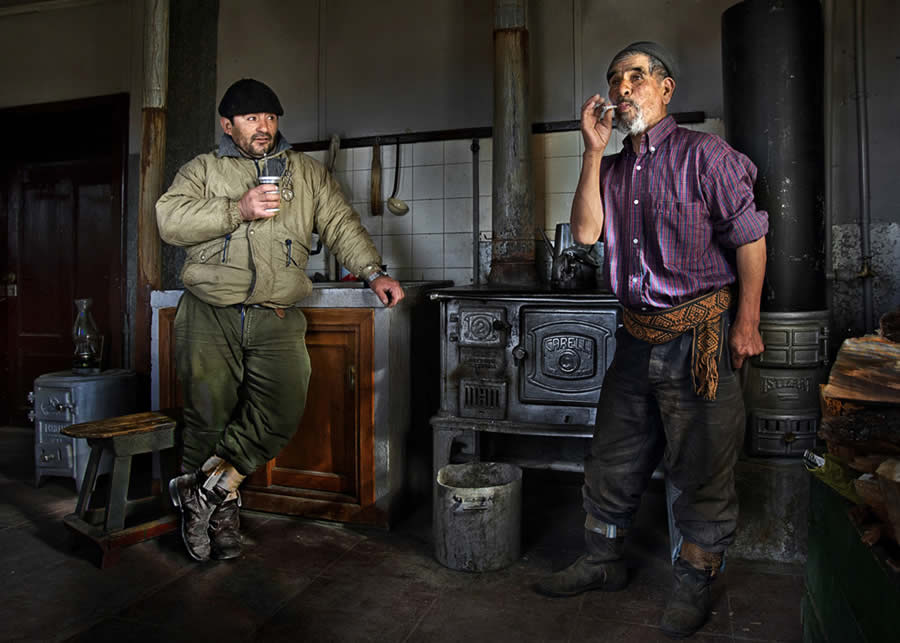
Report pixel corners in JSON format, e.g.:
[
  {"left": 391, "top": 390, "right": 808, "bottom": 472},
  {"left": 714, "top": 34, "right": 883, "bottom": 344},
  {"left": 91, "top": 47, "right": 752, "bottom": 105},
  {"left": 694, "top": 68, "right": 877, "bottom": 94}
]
[
  {"left": 158, "top": 306, "right": 376, "bottom": 522},
  {"left": 259, "top": 308, "right": 373, "bottom": 500}
]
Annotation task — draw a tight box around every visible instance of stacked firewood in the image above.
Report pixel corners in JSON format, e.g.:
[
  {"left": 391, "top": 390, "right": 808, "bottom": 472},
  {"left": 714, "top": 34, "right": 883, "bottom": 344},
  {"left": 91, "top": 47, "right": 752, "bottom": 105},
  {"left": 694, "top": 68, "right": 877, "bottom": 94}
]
[{"left": 818, "top": 310, "right": 900, "bottom": 555}]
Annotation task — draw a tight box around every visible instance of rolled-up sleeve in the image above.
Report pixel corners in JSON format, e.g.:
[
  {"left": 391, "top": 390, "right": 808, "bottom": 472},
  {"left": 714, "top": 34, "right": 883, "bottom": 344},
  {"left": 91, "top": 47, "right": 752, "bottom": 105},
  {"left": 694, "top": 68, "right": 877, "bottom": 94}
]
[{"left": 701, "top": 150, "right": 768, "bottom": 248}]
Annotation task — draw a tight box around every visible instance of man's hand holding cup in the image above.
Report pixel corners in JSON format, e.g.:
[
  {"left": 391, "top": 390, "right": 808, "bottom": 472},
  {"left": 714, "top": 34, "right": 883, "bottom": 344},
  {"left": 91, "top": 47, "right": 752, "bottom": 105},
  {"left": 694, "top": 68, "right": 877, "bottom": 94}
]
[{"left": 239, "top": 176, "right": 281, "bottom": 221}]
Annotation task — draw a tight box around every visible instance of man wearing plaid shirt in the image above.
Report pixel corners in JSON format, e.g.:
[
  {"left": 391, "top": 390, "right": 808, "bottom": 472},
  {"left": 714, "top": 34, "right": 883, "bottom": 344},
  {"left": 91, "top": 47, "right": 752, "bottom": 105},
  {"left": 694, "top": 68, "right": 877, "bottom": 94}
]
[{"left": 535, "top": 42, "right": 768, "bottom": 640}]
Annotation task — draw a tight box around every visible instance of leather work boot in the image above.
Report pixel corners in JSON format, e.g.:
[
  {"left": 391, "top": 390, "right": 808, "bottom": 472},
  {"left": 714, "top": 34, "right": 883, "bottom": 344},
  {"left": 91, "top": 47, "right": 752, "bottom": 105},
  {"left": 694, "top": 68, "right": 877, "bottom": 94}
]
[
  {"left": 660, "top": 543, "right": 722, "bottom": 639},
  {"left": 209, "top": 492, "right": 242, "bottom": 560},
  {"left": 533, "top": 528, "right": 628, "bottom": 597},
  {"left": 168, "top": 471, "right": 227, "bottom": 561}
]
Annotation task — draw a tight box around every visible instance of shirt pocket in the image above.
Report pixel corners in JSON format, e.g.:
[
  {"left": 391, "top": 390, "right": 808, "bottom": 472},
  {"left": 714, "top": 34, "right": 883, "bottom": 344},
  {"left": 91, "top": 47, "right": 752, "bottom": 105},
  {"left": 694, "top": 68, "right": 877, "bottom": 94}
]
[{"left": 650, "top": 194, "right": 712, "bottom": 270}]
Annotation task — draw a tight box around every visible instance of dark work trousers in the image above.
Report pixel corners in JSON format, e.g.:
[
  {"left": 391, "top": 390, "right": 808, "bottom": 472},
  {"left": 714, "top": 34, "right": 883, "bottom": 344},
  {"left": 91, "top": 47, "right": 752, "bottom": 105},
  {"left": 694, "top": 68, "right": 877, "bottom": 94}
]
[
  {"left": 174, "top": 291, "right": 311, "bottom": 475},
  {"left": 583, "top": 315, "right": 745, "bottom": 553}
]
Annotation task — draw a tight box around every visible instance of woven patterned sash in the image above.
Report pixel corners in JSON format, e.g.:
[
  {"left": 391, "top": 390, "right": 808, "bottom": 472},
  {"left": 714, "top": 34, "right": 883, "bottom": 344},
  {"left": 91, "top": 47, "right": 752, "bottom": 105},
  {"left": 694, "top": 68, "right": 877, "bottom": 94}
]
[{"left": 623, "top": 287, "right": 732, "bottom": 400}]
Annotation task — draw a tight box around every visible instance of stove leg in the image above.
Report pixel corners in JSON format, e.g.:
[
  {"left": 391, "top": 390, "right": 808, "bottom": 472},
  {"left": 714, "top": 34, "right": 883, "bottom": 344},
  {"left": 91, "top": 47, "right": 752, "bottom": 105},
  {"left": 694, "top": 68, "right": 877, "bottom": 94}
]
[
  {"left": 433, "top": 428, "right": 462, "bottom": 478},
  {"left": 432, "top": 428, "right": 482, "bottom": 478}
]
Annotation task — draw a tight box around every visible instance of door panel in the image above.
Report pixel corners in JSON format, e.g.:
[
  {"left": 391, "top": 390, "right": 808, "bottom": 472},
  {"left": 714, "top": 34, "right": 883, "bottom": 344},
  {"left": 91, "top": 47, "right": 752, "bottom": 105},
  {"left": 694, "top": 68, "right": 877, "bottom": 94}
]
[
  {"left": 13, "top": 171, "right": 77, "bottom": 417},
  {"left": 2, "top": 94, "right": 127, "bottom": 426},
  {"left": 272, "top": 327, "right": 358, "bottom": 496}
]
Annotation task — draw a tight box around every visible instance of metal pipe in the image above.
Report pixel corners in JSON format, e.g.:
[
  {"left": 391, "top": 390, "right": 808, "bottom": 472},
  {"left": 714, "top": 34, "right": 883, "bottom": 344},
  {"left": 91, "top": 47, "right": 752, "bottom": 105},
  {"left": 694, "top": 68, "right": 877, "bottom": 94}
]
[
  {"left": 722, "top": 0, "right": 826, "bottom": 312},
  {"left": 490, "top": 0, "right": 537, "bottom": 286},
  {"left": 854, "top": 0, "right": 874, "bottom": 331},
  {"left": 471, "top": 139, "right": 481, "bottom": 285},
  {"left": 288, "top": 113, "right": 706, "bottom": 153}
]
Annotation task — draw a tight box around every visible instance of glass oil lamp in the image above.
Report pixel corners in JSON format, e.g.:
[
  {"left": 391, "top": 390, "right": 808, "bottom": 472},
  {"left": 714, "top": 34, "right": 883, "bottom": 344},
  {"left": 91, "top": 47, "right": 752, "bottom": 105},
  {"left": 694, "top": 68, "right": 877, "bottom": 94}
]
[{"left": 72, "top": 298, "right": 102, "bottom": 374}]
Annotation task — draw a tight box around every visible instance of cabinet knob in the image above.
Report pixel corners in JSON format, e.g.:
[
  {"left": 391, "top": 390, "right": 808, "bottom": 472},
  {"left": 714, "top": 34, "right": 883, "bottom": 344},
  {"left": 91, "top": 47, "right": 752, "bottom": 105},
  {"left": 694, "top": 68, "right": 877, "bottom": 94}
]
[
  {"left": 27, "top": 410, "right": 35, "bottom": 423},
  {"left": 512, "top": 346, "right": 527, "bottom": 361},
  {"left": 348, "top": 365, "right": 356, "bottom": 390}
]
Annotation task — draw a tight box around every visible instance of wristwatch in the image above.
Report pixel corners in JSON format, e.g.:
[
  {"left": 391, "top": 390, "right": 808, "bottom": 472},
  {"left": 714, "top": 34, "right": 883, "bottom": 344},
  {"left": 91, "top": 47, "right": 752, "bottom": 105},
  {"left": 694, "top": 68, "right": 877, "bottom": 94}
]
[{"left": 364, "top": 270, "right": 390, "bottom": 287}]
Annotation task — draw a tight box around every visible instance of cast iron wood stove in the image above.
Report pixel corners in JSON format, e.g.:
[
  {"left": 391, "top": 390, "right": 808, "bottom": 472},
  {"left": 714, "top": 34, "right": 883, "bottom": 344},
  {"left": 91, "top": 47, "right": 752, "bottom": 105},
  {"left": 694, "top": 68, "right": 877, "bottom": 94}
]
[{"left": 429, "top": 287, "right": 621, "bottom": 475}]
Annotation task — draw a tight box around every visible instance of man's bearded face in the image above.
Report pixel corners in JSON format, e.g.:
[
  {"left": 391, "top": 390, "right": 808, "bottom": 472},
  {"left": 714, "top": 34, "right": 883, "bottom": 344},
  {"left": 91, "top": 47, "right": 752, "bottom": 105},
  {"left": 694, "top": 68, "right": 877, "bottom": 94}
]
[{"left": 223, "top": 113, "right": 278, "bottom": 158}]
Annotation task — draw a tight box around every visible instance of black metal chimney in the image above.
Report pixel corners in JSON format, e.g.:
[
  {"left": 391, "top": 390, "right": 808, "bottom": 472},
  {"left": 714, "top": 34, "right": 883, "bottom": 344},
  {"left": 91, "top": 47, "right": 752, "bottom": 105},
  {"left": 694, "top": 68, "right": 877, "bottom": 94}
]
[
  {"left": 722, "top": 0, "right": 830, "bottom": 457},
  {"left": 489, "top": 0, "right": 538, "bottom": 286}
]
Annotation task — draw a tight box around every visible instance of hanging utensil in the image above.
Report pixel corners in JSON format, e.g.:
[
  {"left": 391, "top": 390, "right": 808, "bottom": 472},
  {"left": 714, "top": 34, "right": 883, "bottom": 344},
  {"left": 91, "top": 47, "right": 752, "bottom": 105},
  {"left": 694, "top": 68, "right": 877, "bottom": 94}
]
[
  {"left": 370, "top": 140, "right": 383, "bottom": 216},
  {"left": 326, "top": 134, "right": 341, "bottom": 173},
  {"left": 387, "top": 139, "right": 409, "bottom": 215}
]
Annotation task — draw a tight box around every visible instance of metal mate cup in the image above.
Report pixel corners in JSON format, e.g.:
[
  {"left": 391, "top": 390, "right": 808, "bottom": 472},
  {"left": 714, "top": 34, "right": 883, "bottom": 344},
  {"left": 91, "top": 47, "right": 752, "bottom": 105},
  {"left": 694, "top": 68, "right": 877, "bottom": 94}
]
[{"left": 258, "top": 175, "right": 280, "bottom": 212}]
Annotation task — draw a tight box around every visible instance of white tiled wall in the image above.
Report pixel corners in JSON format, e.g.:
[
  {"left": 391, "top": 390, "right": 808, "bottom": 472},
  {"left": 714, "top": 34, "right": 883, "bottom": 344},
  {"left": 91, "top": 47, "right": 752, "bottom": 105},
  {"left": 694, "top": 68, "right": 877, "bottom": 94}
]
[{"left": 305, "top": 119, "right": 724, "bottom": 285}]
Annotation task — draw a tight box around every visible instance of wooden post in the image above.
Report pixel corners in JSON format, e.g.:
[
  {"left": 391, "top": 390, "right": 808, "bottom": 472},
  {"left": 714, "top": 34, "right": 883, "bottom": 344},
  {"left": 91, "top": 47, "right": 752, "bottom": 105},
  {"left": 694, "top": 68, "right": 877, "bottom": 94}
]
[{"left": 134, "top": 0, "right": 169, "bottom": 396}]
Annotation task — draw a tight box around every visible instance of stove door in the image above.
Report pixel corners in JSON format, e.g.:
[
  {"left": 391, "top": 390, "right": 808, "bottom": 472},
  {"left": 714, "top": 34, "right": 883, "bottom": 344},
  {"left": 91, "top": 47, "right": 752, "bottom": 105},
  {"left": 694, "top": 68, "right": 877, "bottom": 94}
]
[{"left": 517, "top": 307, "right": 618, "bottom": 406}]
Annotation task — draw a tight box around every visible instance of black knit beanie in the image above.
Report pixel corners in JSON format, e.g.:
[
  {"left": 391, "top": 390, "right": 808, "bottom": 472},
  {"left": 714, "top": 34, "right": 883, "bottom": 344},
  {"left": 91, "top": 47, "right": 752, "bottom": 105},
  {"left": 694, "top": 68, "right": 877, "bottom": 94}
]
[
  {"left": 218, "top": 79, "right": 284, "bottom": 118},
  {"left": 606, "top": 41, "right": 678, "bottom": 81}
]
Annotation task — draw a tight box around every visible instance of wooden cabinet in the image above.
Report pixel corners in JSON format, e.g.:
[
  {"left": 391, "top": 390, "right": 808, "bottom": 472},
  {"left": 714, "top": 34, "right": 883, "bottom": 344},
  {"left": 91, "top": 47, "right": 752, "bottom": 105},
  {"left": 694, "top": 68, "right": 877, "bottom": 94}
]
[{"left": 157, "top": 307, "right": 382, "bottom": 525}]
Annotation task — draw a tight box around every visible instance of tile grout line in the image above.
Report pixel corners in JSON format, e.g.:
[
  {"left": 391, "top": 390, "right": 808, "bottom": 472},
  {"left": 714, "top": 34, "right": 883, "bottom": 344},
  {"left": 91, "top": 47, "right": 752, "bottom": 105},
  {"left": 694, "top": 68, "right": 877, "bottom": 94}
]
[{"left": 399, "top": 593, "right": 441, "bottom": 643}]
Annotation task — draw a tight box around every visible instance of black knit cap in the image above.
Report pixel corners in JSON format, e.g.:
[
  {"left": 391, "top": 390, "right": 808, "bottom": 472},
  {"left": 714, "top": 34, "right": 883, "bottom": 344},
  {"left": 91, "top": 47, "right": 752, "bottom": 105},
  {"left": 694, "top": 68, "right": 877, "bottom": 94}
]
[
  {"left": 607, "top": 41, "right": 678, "bottom": 81},
  {"left": 218, "top": 78, "right": 284, "bottom": 118}
]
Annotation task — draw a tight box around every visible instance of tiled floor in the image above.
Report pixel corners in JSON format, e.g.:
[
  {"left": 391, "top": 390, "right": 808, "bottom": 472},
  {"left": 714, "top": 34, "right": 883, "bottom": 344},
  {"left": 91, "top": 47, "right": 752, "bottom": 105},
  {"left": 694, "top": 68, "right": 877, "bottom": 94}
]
[{"left": 0, "top": 427, "right": 804, "bottom": 642}]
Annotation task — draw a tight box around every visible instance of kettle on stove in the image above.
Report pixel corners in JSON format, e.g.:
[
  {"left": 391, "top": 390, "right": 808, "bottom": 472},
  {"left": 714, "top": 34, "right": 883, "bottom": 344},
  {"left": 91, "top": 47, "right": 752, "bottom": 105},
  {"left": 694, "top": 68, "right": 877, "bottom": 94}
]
[{"left": 540, "top": 223, "right": 602, "bottom": 290}]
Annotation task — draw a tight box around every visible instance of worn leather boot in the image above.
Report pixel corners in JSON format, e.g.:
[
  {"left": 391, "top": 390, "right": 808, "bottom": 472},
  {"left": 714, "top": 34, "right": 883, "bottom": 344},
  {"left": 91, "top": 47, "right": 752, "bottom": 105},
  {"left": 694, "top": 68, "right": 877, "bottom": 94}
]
[
  {"left": 168, "top": 471, "right": 227, "bottom": 561},
  {"left": 534, "top": 526, "right": 628, "bottom": 597},
  {"left": 209, "top": 492, "right": 242, "bottom": 560},
  {"left": 660, "top": 542, "right": 722, "bottom": 639}
]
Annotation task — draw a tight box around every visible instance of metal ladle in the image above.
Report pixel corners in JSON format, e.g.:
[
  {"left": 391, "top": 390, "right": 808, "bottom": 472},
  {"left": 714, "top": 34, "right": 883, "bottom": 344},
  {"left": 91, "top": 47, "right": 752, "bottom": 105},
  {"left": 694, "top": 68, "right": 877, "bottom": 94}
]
[{"left": 386, "top": 139, "right": 409, "bottom": 215}]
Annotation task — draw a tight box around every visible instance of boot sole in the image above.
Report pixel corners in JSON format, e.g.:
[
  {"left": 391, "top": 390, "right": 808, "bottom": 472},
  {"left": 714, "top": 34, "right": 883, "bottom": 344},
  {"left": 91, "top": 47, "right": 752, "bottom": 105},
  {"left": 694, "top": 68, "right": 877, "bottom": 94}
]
[
  {"left": 168, "top": 478, "right": 210, "bottom": 562},
  {"left": 533, "top": 576, "right": 629, "bottom": 598}
]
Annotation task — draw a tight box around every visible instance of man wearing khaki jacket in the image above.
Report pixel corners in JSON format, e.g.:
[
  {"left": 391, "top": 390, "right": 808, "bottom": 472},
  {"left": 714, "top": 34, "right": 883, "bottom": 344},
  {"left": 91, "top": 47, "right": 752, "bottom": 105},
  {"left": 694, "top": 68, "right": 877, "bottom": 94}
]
[{"left": 157, "top": 78, "right": 403, "bottom": 562}]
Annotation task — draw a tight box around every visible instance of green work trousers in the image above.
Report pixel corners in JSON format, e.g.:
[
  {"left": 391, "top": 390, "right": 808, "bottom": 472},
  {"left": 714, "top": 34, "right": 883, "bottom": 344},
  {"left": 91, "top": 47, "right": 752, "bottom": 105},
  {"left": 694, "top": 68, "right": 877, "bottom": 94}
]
[{"left": 174, "top": 291, "right": 311, "bottom": 475}]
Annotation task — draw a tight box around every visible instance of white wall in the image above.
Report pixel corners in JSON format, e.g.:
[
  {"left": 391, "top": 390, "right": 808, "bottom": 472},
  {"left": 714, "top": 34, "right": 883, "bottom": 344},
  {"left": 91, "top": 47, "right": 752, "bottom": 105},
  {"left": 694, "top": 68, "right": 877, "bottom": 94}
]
[{"left": 0, "top": 0, "right": 144, "bottom": 152}]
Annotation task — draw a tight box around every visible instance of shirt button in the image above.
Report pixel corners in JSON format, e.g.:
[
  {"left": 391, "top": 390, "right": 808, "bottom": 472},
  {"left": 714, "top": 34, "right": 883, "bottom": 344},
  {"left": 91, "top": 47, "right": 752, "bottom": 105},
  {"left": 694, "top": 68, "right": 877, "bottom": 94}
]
[
  {"left": 632, "top": 276, "right": 639, "bottom": 282},
  {"left": 250, "top": 230, "right": 255, "bottom": 235},
  {"left": 649, "top": 146, "right": 656, "bottom": 152},
  {"left": 632, "top": 238, "right": 638, "bottom": 244},
  {"left": 633, "top": 199, "right": 639, "bottom": 205},
  {"left": 200, "top": 253, "right": 206, "bottom": 260},
  {"left": 636, "top": 165, "right": 642, "bottom": 171}
]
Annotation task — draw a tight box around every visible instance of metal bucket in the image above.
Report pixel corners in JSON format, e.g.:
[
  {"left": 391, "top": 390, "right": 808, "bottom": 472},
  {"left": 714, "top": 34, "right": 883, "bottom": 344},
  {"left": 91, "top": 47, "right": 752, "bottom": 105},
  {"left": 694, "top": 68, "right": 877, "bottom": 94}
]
[{"left": 434, "top": 462, "right": 522, "bottom": 572}]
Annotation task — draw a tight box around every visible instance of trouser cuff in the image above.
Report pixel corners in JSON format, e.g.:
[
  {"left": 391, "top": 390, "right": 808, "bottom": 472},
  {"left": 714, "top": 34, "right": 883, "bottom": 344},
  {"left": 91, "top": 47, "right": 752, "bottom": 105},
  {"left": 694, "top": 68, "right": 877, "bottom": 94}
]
[
  {"left": 585, "top": 514, "right": 628, "bottom": 539},
  {"left": 200, "top": 455, "right": 247, "bottom": 497},
  {"left": 679, "top": 541, "right": 725, "bottom": 577}
]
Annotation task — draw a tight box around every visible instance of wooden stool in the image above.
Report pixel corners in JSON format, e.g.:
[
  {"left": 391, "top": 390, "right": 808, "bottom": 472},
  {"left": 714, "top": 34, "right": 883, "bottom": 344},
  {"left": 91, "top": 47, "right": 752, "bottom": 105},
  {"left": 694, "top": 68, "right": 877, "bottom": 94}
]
[{"left": 62, "top": 411, "right": 179, "bottom": 568}]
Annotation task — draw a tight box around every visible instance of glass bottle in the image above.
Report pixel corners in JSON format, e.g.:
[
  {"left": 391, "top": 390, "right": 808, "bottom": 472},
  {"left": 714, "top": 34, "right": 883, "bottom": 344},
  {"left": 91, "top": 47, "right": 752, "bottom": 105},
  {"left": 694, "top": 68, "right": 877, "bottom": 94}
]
[{"left": 72, "top": 298, "right": 102, "bottom": 374}]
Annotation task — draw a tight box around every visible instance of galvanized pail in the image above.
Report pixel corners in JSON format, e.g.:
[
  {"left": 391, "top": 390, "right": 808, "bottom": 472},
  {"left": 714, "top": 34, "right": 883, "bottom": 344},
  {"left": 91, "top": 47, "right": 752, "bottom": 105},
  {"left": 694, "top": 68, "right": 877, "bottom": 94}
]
[{"left": 434, "top": 462, "right": 522, "bottom": 572}]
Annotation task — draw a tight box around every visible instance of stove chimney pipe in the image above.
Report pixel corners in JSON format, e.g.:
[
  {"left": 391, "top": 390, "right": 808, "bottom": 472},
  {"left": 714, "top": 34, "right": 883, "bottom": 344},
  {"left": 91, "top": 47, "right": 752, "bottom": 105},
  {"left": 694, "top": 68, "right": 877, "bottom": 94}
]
[{"left": 489, "top": 0, "right": 538, "bottom": 286}]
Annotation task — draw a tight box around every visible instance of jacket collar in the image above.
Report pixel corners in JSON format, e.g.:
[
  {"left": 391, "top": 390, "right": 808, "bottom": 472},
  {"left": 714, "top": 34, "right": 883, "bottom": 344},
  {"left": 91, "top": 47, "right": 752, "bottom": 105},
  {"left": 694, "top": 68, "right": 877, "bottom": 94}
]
[{"left": 216, "top": 132, "right": 291, "bottom": 159}]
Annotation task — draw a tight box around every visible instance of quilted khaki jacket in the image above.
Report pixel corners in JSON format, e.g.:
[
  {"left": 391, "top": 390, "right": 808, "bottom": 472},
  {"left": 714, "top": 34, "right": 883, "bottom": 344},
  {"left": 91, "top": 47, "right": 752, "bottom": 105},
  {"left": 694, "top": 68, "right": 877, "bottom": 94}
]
[{"left": 156, "top": 136, "right": 381, "bottom": 307}]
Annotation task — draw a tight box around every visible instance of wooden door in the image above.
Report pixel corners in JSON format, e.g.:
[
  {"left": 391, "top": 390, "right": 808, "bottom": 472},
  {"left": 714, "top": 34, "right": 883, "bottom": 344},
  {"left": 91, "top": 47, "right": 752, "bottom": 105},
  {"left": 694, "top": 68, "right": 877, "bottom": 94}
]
[{"left": 1, "top": 95, "right": 128, "bottom": 426}]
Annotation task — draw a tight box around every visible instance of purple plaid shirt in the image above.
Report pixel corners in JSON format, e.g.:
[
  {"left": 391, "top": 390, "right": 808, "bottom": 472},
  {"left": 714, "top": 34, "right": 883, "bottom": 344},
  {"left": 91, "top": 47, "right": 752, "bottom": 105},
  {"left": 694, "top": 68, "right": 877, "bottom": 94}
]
[{"left": 600, "top": 115, "right": 768, "bottom": 310}]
